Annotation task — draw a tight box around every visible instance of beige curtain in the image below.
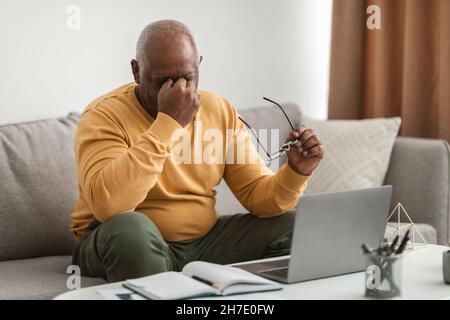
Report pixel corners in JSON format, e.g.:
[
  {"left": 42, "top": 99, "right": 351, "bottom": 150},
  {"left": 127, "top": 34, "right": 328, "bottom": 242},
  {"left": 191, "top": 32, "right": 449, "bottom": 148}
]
[{"left": 328, "top": 0, "right": 450, "bottom": 141}]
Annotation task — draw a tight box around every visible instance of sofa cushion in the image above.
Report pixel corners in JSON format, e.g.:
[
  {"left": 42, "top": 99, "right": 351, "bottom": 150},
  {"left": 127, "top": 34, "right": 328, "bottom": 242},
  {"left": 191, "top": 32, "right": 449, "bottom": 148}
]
[
  {"left": 0, "top": 113, "right": 81, "bottom": 260},
  {"left": 302, "top": 117, "right": 401, "bottom": 194},
  {"left": 384, "top": 137, "right": 450, "bottom": 245},
  {"left": 215, "top": 103, "right": 302, "bottom": 215},
  {"left": 0, "top": 255, "right": 105, "bottom": 299}
]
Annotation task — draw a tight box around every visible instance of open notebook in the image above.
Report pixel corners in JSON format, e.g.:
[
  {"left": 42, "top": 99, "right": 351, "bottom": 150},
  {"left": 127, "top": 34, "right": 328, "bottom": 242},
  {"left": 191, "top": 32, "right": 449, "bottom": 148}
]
[{"left": 122, "top": 261, "right": 282, "bottom": 300}]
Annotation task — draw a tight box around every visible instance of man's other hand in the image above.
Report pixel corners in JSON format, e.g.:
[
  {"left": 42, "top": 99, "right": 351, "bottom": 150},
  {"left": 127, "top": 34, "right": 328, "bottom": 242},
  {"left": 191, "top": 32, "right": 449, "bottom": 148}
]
[{"left": 286, "top": 125, "right": 324, "bottom": 176}]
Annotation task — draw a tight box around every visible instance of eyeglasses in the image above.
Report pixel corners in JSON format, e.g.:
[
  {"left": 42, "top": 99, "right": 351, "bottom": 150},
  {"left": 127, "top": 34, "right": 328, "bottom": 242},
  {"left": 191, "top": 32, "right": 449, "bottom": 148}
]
[{"left": 239, "top": 97, "right": 300, "bottom": 163}]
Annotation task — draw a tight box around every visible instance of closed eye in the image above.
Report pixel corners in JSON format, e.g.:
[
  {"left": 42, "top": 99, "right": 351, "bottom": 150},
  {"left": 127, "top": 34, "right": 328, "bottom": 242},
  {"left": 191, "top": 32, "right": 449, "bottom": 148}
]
[
  {"left": 152, "top": 72, "right": 196, "bottom": 86},
  {"left": 153, "top": 77, "right": 170, "bottom": 87}
]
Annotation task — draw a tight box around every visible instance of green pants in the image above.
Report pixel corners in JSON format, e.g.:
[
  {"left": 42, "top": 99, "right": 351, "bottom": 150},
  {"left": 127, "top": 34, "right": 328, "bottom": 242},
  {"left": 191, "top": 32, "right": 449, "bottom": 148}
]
[{"left": 72, "top": 211, "right": 294, "bottom": 282}]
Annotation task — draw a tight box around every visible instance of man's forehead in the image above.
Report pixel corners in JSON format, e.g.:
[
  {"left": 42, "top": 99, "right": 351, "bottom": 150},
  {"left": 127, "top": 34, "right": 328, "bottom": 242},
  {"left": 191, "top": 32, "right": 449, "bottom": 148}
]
[
  {"left": 148, "top": 49, "right": 197, "bottom": 73},
  {"left": 146, "top": 35, "right": 196, "bottom": 59}
]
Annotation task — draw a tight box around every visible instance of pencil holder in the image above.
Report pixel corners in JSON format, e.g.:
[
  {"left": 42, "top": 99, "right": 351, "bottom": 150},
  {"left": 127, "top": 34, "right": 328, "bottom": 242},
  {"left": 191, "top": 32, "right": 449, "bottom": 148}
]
[
  {"left": 443, "top": 250, "right": 450, "bottom": 284},
  {"left": 364, "top": 253, "right": 403, "bottom": 298}
]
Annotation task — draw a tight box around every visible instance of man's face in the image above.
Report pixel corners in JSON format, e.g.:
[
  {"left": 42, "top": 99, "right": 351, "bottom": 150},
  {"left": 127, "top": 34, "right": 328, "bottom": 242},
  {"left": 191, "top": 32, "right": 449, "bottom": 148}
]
[{"left": 133, "top": 36, "right": 200, "bottom": 113}]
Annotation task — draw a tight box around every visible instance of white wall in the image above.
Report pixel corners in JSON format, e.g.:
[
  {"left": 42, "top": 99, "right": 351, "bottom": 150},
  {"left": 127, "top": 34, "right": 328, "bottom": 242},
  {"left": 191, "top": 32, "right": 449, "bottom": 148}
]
[{"left": 0, "top": 0, "right": 332, "bottom": 125}]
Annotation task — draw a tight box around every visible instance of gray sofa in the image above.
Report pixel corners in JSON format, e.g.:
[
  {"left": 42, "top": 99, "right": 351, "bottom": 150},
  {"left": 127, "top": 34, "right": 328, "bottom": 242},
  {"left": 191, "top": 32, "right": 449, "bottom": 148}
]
[{"left": 0, "top": 104, "right": 449, "bottom": 299}]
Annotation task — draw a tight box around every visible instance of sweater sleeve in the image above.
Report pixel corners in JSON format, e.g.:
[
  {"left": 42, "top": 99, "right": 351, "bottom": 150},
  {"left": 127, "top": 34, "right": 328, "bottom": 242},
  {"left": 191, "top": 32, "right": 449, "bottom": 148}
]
[
  {"left": 223, "top": 110, "right": 309, "bottom": 217},
  {"left": 75, "top": 108, "right": 182, "bottom": 222}
]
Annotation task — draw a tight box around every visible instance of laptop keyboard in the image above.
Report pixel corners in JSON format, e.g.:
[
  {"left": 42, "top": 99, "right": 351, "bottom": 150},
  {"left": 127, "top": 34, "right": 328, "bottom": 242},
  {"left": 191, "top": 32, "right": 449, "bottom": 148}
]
[
  {"left": 233, "top": 258, "right": 290, "bottom": 275},
  {"left": 259, "top": 267, "right": 289, "bottom": 279}
]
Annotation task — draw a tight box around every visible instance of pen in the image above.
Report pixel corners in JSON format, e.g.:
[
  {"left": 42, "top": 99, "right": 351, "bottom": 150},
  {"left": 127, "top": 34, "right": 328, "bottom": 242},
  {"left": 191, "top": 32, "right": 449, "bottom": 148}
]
[
  {"left": 192, "top": 275, "right": 220, "bottom": 289},
  {"left": 383, "top": 242, "right": 390, "bottom": 256},
  {"left": 361, "top": 243, "right": 378, "bottom": 255},
  {"left": 389, "top": 235, "right": 399, "bottom": 255},
  {"left": 377, "top": 240, "right": 384, "bottom": 255},
  {"left": 361, "top": 243, "right": 371, "bottom": 254},
  {"left": 395, "top": 229, "right": 410, "bottom": 254}
]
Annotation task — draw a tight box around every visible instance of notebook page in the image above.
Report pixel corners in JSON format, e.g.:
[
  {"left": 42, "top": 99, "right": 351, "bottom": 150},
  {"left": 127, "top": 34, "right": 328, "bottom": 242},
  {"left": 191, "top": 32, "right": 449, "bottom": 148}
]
[
  {"left": 125, "top": 271, "right": 217, "bottom": 299},
  {"left": 182, "top": 261, "right": 277, "bottom": 290}
]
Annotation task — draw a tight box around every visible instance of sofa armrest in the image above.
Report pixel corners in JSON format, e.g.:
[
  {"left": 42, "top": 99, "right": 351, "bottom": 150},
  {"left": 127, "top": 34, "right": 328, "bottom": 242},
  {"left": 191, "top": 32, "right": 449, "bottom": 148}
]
[{"left": 384, "top": 137, "right": 450, "bottom": 245}]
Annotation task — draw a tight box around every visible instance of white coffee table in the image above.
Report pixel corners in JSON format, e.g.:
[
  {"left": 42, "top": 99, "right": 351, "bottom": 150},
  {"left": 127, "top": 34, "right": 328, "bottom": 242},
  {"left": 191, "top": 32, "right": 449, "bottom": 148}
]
[{"left": 54, "top": 244, "right": 450, "bottom": 300}]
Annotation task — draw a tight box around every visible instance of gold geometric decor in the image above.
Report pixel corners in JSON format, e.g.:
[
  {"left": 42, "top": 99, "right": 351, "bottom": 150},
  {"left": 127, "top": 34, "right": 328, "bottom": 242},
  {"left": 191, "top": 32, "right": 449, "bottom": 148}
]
[{"left": 386, "top": 202, "right": 427, "bottom": 252}]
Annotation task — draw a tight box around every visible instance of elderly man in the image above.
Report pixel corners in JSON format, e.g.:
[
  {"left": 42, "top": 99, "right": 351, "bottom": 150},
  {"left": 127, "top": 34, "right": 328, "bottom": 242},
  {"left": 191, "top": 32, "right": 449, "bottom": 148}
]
[{"left": 70, "top": 19, "right": 324, "bottom": 282}]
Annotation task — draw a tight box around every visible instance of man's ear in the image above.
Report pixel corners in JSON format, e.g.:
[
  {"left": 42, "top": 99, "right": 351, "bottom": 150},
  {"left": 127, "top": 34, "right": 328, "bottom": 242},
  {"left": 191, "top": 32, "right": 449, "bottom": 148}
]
[{"left": 131, "top": 59, "right": 140, "bottom": 84}]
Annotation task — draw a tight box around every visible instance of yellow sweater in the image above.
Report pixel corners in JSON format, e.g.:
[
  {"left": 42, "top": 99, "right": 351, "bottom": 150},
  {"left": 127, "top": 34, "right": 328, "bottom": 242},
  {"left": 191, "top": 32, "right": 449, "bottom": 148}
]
[{"left": 70, "top": 83, "right": 308, "bottom": 241}]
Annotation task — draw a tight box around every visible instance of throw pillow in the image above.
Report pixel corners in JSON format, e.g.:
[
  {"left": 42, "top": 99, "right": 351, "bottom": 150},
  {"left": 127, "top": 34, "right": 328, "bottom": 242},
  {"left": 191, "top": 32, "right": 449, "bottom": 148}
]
[{"left": 302, "top": 116, "right": 401, "bottom": 194}]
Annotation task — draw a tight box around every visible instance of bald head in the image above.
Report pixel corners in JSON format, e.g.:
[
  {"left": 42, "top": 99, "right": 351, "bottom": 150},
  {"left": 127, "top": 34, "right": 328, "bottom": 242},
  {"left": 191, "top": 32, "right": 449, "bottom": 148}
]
[
  {"left": 135, "top": 19, "right": 199, "bottom": 67},
  {"left": 131, "top": 19, "right": 201, "bottom": 118}
]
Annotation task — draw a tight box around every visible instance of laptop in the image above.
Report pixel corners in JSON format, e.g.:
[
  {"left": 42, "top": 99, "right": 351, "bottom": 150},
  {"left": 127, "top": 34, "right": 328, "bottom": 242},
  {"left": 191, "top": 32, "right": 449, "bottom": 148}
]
[{"left": 234, "top": 186, "right": 392, "bottom": 283}]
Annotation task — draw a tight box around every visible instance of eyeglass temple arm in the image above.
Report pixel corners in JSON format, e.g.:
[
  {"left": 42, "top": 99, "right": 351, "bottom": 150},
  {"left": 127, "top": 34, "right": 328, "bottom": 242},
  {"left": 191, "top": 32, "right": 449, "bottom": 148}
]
[
  {"left": 262, "top": 97, "right": 296, "bottom": 131},
  {"left": 238, "top": 116, "right": 272, "bottom": 158}
]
